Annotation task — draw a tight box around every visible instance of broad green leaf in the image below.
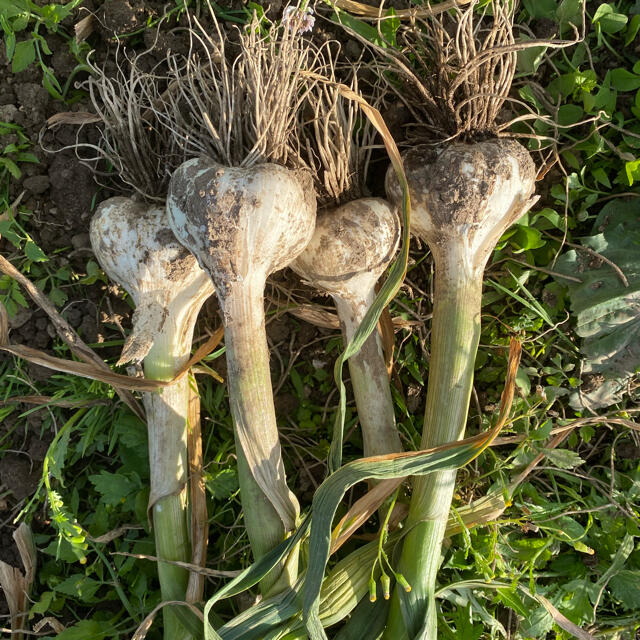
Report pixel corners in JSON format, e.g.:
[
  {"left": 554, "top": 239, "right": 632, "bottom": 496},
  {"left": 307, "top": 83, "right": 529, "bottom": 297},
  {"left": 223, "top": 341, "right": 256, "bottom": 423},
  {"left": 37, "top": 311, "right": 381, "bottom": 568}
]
[
  {"left": 592, "top": 4, "right": 628, "bottom": 34},
  {"left": 112, "top": 411, "right": 147, "bottom": 452},
  {"left": 29, "top": 591, "right": 56, "bottom": 616},
  {"left": 15, "top": 151, "right": 38, "bottom": 164},
  {"left": 11, "top": 38, "right": 35, "bottom": 72},
  {"left": 520, "top": 604, "right": 554, "bottom": 638},
  {"left": 24, "top": 238, "right": 47, "bottom": 262},
  {"left": 522, "top": 0, "right": 556, "bottom": 19},
  {"left": 556, "top": 0, "right": 583, "bottom": 30},
  {"left": 547, "top": 72, "right": 577, "bottom": 100},
  {"left": 88, "top": 470, "right": 141, "bottom": 505},
  {"left": 515, "top": 366, "right": 531, "bottom": 394},
  {"left": 591, "top": 167, "right": 611, "bottom": 189},
  {"left": 0, "top": 219, "right": 23, "bottom": 245},
  {"left": 35, "top": 32, "right": 52, "bottom": 54},
  {"left": 531, "top": 208, "right": 564, "bottom": 230},
  {"left": 610, "top": 68, "right": 640, "bottom": 92},
  {"left": 595, "top": 533, "right": 634, "bottom": 590},
  {"left": 205, "top": 468, "right": 239, "bottom": 501},
  {"left": 609, "top": 570, "right": 640, "bottom": 609},
  {"left": 517, "top": 38, "right": 547, "bottom": 74},
  {"left": 11, "top": 15, "right": 30, "bottom": 32},
  {"left": 54, "top": 574, "right": 102, "bottom": 600},
  {"left": 0, "top": 156, "right": 21, "bottom": 178},
  {"left": 554, "top": 199, "right": 640, "bottom": 410},
  {"left": 625, "top": 159, "right": 640, "bottom": 185},
  {"left": 496, "top": 587, "right": 529, "bottom": 618},
  {"left": 508, "top": 225, "right": 546, "bottom": 253},
  {"left": 332, "top": 10, "right": 386, "bottom": 47},
  {"left": 591, "top": 79, "right": 616, "bottom": 114},
  {"left": 557, "top": 104, "right": 584, "bottom": 126},
  {"left": 625, "top": 14, "right": 640, "bottom": 44},
  {"left": 49, "top": 286, "right": 68, "bottom": 307},
  {"left": 379, "top": 8, "right": 399, "bottom": 47},
  {"left": 55, "top": 620, "right": 109, "bottom": 640},
  {"left": 448, "top": 602, "right": 483, "bottom": 639},
  {"left": 557, "top": 579, "right": 595, "bottom": 625},
  {"left": 543, "top": 449, "right": 585, "bottom": 470}
]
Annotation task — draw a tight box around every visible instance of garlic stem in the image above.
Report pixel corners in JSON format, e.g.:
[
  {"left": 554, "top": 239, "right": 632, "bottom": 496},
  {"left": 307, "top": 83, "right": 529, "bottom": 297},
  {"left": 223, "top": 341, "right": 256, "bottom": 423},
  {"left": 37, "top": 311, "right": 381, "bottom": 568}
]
[
  {"left": 334, "top": 294, "right": 401, "bottom": 458},
  {"left": 382, "top": 271, "right": 482, "bottom": 639},
  {"left": 222, "top": 281, "right": 299, "bottom": 593}
]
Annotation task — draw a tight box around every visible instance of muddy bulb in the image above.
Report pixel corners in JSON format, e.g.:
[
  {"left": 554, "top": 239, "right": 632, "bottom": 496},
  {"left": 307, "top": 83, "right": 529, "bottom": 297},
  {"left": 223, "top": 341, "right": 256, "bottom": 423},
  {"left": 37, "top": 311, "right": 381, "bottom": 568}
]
[
  {"left": 167, "top": 155, "right": 316, "bottom": 590},
  {"left": 90, "top": 196, "right": 214, "bottom": 371},
  {"left": 292, "top": 197, "right": 402, "bottom": 457},
  {"left": 386, "top": 139, "right": 538, "bottom": 279},
  {"left": 168, "top": 156, "right": 316, "bottom": 307}
]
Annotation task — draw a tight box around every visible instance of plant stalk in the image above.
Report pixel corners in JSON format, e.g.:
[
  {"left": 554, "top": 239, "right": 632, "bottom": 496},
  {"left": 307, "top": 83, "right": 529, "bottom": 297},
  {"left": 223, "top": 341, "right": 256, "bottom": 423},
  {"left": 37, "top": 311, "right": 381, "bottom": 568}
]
[
  {"left": 221, "top": 279, "right": 300, "bottom": 594},
  {"left": 383, "top": 261, "right": 482, "bottom": 640},
  {"left": 334, "top": 293, "right": 402, "bottom": 457},
  {"left": 144, "top": 331, "right": 194, "bottom": 640}
]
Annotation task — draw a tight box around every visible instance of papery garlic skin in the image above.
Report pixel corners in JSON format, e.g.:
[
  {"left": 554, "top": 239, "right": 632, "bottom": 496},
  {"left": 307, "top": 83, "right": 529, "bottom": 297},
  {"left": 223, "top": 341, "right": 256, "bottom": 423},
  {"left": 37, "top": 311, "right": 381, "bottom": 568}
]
[{"left": 90, "top": 197, "right": 214, "bottom": 372}]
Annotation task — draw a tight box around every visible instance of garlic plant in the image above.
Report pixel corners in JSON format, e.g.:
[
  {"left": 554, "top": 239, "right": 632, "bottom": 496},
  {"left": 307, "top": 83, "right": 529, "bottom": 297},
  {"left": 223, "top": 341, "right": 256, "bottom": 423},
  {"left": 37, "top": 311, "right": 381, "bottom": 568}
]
[
  {"left": 75, "top": 52, "right": 211, "bottom": 640},
  {"left": 168, "top": 158, "right": 315, "bottom": 592},
  {"left": 292, "top": 198, "right": 402, "bottom": 458},
  {"left": 294, "top": 66, "right": 404, "bottom": 464},
  {"left": 385, "top": 141, "right": 536, "bottom": 638},
  {"left": 162, "top": 9, "right": 322, "bottom": 593},
  {"left": 379, "top": 3, "right": 539, "bottom": 637},
  {"left": 91, "top": 198, "right": 214, "bottom": 640}
]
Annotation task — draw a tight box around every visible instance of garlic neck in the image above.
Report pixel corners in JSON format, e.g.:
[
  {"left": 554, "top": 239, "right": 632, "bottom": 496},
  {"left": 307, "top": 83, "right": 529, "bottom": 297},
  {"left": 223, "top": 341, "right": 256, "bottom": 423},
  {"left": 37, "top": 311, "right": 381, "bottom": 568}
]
[{"left": 333, "top": 289, "right": 376, "bottom": 342}]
